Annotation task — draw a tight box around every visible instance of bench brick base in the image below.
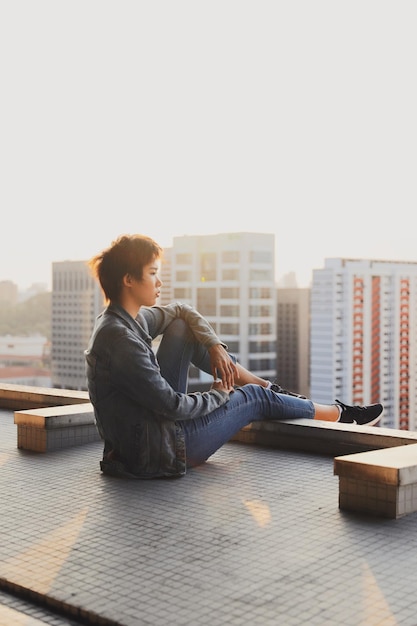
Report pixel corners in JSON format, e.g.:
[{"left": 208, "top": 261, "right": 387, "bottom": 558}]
[
  {"left": 16, "top": 423, "right": 100, "bottom": 452},
  {"left": 14, "top": 403, "right": 101, "bottom": 452},
  {"left": 334, "top": 443, "right": 417, "bottom": 518}
]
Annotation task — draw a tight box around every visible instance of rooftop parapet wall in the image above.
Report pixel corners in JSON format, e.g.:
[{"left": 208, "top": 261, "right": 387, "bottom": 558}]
[
  {"left": 0, "top": 382, "right": 89, "bottom": 410},
  {"left": 231, "top": 418, "right": 417, "bottom": 456},
  {"left": 2, "top": 383, "right": 416, "bottom": 459}
]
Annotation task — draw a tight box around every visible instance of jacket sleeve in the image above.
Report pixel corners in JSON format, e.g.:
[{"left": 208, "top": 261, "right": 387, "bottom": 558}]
[
  {"left": 140, "top": 303, "right": 225, "bottom": 349},
  {"left": 110, "top": 326, "right": 230, "bottom": 422}
]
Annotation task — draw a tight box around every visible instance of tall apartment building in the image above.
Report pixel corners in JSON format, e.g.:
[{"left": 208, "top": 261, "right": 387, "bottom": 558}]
[
  {"left": 276, "top": 288, "right": 310, "bottom": 398},
  {"left": 51, "top": 261, "right": 103, "bottom": 391},
  {"left": 167, "top": 233, "right": 277, "bottom": 387},
  {"left": 311, "top": 258, "right": 417, "bottom": 430}
]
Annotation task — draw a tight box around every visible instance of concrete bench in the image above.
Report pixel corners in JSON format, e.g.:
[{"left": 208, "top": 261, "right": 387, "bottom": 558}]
[
  {"left": 0, "top": 383, "right": 99, "bottom": 453},
  {"left": 0, "top": 382, "right": 91, "bottom": 410},
  {"left": 14, "top": 402, "right": 100, "bottom": 453},
  {"left": 232, "top": 418, "right": 417, "bottom": 457},
  {"left": 334, "top": 444, "right": 417, "bottom": 519}
]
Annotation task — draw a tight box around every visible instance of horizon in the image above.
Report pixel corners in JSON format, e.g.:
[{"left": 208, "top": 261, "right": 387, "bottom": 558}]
[{"left": 6, "top": 240, "right": 417, "bottom": 294}]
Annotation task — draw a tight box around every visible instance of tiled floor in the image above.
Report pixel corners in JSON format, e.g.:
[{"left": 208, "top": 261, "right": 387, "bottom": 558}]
[{"left": 2, "top": 408, "right": 417, "bottom": 626}]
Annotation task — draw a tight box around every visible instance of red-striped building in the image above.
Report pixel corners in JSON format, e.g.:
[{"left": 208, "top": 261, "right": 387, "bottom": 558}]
[{"left": 311, "top": 258, "right": 417, "bottom": 430}]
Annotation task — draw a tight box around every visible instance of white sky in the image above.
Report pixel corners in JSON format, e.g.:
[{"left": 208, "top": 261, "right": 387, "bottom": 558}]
[{"left": 1, "top": 1, "right": 416, "bottom": 290}]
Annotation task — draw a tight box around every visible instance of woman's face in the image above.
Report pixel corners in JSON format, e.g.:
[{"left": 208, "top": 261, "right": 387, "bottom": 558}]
[{"left": 133, "top": 256, "right": 162, "bottom": 308}]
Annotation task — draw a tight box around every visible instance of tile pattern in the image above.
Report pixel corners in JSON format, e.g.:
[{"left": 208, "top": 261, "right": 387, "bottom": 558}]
[{"left": 2, "top": 409, "right": 417, "bottom": 625}]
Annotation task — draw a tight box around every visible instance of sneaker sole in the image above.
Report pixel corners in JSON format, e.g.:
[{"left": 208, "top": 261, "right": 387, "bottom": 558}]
[{"left": 352, "top": 415, "right": 382, "bottom": 427}]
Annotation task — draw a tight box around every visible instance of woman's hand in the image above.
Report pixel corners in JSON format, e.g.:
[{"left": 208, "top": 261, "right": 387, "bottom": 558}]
[
  {"left": 208, "top": 344, "right": 238, "bottom": 389},
  {"left": 211, "top": 379, "right": 234, "bottom": 394}
]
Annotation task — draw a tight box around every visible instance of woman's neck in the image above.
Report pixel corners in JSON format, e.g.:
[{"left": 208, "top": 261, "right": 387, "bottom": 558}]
[{"left": 115, "top": 296, "right": 141, "bottom": 320}]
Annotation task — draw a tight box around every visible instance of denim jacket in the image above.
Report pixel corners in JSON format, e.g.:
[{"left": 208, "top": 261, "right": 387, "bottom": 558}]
[{"left": 85, "top": 302, "right": 230, "bottom": 478}]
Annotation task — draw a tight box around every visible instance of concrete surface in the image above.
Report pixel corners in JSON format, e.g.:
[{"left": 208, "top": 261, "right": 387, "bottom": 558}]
[{"left": 1, "top": 408, "right": 417, "bottom": 625}]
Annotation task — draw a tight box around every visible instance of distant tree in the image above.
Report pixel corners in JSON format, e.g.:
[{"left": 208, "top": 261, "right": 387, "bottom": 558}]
[{"left": 0, "top": 292, "right": 51, "bottom": 340}]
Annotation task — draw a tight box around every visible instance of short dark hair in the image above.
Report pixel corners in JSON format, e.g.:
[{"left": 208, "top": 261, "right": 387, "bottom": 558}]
[{"left": 88, "top": 234, "right": 162, "bottom": 303}]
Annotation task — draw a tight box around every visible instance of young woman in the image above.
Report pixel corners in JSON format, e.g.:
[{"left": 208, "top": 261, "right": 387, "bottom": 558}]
[{"left": 85, "top": 234, "right": 383, "bottom": 479}]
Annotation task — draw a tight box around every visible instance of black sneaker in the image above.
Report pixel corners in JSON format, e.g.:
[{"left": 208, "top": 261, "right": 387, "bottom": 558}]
[
  {"left": 270, "top": 383, "right": 307, "bottom": 399},
  {"left": 336, "top": 399, "right": 383, "bottom": 426}
]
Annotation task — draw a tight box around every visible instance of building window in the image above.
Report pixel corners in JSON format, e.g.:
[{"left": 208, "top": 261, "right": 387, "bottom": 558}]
[
  {"left": 176, "top": 270, "right": 191, "bottom": 282},
  {"left": 249, "top": 323, "right": 272, "bottom": 335},
  {"left": 200, "top": 252, "right": 217, "bottom": 281},
  {"left": 250, "top": 250, "right": 272, "bottom": 263},
  {"left": 249, "top": 287, "right": 272, "bottom": 298},
  {"left": 222, "top": 269, "right": 239, "bottom": 281},
  {"left": 220, "top": 305, "right": 240, "bottom": 316},
  {"left": 249, "top": 340, "right": 276, "bottom": 353},
  {"left": 176, "top": 253, "right": 192, "bottom": 264},
  {"left": 250, "top": 269, "right": 272, "bottom": 281},
  {"left": 220, "top": 323, "right": 240, "bottom": 335},
  {"left": 220, "top": 287, "right": 240, "bottom": 298},
  {"left": 197, "top": 288, "right": 216, "bottom": 316},
  {"left": 174, "top": 288, "right": 191, "bottom": 299},
  {"left": 249, "top": 305, "right": 272, "bottom": 316},
  {"left": 249, "top": 357, "right": 275, "bottom": 370},
  {"left": 222, "top": 250, "right": 240, "bottom": 263}
]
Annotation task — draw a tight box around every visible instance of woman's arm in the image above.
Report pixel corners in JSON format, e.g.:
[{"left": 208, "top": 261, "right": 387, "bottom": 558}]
[
  {"left": 141, "top": 302, "right": 223, "bottom": 348},
  {"left": 141, "top": 303, "right": 238, "bottom": 386}
]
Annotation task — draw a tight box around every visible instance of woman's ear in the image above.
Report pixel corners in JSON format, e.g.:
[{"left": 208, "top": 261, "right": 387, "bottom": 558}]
[{"left": 123, "top": 273, "right": 133, "bottom": 287}]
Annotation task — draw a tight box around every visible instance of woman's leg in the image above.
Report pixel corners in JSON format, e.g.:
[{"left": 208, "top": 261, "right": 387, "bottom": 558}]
[
  {"left": 156, "top": 319, "right": 239, "bottom": 392},
  {"left": 157, "top": 320, "right": 342, "bottom": 465},
  {"left": 181, "top": 384, "right": 316, "bottom": 468},
  {"left": 156, "top": 319, "right": 225, "bottom": 392},
  {"left": 233, "top": 362, "right": 269, "bottom": 387}
]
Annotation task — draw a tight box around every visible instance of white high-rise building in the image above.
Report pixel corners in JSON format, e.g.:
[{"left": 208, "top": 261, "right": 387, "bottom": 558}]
[
  {"left": 158, "top": 246, "right": 172, "bottom": 306},
  {"left": 168, "top": 233, "right": 277, "bottom": 387},
  {"left": 51, "top": 261, "right": 103, "bottom": 390},
  {"left": 311, "top": 258, "right": 417, "bottom": 430}
]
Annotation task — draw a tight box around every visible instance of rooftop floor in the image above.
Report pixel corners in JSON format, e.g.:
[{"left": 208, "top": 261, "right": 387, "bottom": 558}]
[{"left": 1, "top": 407, "right": 417, "bottom": 626}]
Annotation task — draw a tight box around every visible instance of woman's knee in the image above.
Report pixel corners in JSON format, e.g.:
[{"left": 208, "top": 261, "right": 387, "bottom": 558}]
[
  {"left": 157, "top": 319, "right": 194, "bottom": 354},
  {"left": 164, "top": 318, "right": 191, "bottom": 338}
]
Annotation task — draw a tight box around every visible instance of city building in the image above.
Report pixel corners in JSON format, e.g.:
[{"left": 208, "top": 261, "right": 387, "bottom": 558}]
[
  {"left": 167, "top": 232, "right": 277, "bottom": 388},
  {"left": 276, "top": 287, "right": 310, "bottom": 398},
  {"left": 0, "top": 334, "right": 51, "bottom": 386},
  {"left": 51, "top": 261, "right": 103, "bottom": 391},
  {"left": 0, "top": 280, "right": 18, "bottom": 306},
  {"left": 158, "top": 246, "right": 172, "bottom": 306},
  {"left": 311, "top": 258, "right": 417, "bottom": 430}
]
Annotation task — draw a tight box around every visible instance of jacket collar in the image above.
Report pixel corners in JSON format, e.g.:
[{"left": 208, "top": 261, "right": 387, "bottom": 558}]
[
  {"left": 106, "top": 303, "right": 151, "bottom": 341},
  {"left": 107, "top": 302, "right": 140, "bottom": 330}
]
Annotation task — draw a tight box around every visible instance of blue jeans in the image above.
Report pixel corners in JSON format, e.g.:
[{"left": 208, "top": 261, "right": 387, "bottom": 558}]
[{"left": 157, "top": 319, "right": 315, "bottom": 468}]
